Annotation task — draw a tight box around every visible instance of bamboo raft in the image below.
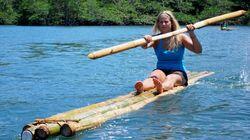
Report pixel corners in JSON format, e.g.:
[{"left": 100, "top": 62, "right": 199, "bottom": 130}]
[{"left": 21, "top": 71, "right": 214, "bottom": 140}]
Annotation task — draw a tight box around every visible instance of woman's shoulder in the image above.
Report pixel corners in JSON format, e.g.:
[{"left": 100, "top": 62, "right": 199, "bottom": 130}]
[
  {"left": 179, "top": 33, "right": 189, "bottom": 40},
  {"left": 179, "top": 33, "right": 191, "bottom": 44}
]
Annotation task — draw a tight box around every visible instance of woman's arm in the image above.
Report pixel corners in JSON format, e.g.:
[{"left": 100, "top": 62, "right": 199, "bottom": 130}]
[{"left": 181, "top": 24, "right": 202, "bottom": 54}]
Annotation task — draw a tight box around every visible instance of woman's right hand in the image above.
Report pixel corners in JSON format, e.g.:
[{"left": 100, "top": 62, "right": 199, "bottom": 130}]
[{"left": 142, "top": 35, "right": 153, "bottom": 49}]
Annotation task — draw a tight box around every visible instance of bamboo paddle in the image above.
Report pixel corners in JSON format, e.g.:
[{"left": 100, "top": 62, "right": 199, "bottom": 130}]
[{"left": 88, "top": 10, "right": 246, "bottom": 59}]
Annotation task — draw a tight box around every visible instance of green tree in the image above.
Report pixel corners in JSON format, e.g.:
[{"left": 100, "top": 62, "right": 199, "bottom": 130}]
[
  {"left": 18, "top": 0, "right": 50, "bottom": 25},
  {"left": 0, "top": 0, "right": 248, "bottom": 25},
  {"left": 63, "top": 0, "right": 82, "bottom": 25},
  {"left": 231, "top": 0, "right": 249, "bottom": 25},
  {"left": 198, "top": 0, "right": 234, "bottom": 20},
  {"left": 48, "top": 0, "right": 65, "bottom": 25},
  {"left": 0, "top": 0, "right": 18, "bottom": 24},
  {"left": 99, "top": 5, "right": 124, "bottom": 25},
  {"left": 78, "top": 0, "right": 103, "bottom": 25}
]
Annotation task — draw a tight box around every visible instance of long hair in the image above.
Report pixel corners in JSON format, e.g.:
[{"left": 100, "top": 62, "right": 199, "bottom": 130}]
[{"left": 153, "top": 10, "right": 181, "bottom": 49}]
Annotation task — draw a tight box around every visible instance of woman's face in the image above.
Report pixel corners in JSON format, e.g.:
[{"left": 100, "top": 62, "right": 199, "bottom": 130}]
[{"left": 158, "top": 14, "right": 172, "bottom": 33}]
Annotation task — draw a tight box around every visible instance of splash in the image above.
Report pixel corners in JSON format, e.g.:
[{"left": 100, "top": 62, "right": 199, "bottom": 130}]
[
  {"left": 240, "top": 69, "right": 250, "bottom": 91},
  {"left": 240, "top": 68, "right": 249, "bottom": 83},
  {"left": 239, "top": 45, "right": 250, "bottom": 91}
]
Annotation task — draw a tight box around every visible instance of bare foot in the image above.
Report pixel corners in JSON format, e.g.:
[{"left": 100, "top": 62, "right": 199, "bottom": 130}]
[
  {"left": 135, "top": 81, "right": 144, "bottom": 94},
  {"left": 153, "top": 78, "right": 163, "bottom": 94}
]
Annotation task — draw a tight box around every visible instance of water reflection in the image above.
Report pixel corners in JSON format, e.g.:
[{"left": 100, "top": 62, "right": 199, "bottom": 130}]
[
  {"left": 22, "top": 42, "right": 88, "bottom": 59},
  {"left": 151, "top": 94, "right": 183, "bottom": 115},
  {"left": 0, "top": 62, "right": 11, "bottom": 66}
]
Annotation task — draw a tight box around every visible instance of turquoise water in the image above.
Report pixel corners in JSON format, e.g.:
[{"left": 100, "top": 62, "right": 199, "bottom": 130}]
[{"left": 0, "top": 25, "right": 249, "bottom": 139}]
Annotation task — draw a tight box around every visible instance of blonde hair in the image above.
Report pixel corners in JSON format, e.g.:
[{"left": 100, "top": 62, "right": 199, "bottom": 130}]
[{"left": 153, "top": 10, "right": 181, "bottom": 49}]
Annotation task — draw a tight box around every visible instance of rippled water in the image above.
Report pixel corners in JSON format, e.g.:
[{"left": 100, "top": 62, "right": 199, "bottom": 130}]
[{"left": 0, "top": 25, "right": 249, "bottom": 139}]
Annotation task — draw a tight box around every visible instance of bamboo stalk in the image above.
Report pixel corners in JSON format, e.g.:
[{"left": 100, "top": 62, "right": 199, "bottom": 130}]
[
  {"left": 29, "top": 94, "right": 135, "bottom": 139},
  {"left": 22, "top": 90, "right": 139, "bottom": 139},
  {"left": 21, "top": 124, "right": 41, "bottom": 140},
  {"left": 60, "top": 71, "right": 214, "bottom": 136},
  {"left": 47, "top": 93, "right": 135, "bottom": 120},
  {"left": 22, "top": 93, "right": 136, "bottom": 139},
  {"left": 22, "top": 71, "right": 214, "bottom": 139},
  {"left": 32, "top": 92, "right": 156, "bottom": 139},
  {"left": 87, "top": 10, "right": 246, "bottom": 59},
  {"left": 34, "top": 123, "right": 62, "bottom": 139}
]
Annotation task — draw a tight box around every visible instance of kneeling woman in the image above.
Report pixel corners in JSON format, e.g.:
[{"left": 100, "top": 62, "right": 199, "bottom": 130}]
[{"left": 135, "top": 10, "right": 202, "bottom": 94}]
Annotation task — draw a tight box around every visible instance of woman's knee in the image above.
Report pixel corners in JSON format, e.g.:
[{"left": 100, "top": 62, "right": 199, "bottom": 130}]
[
  {"left": 166, "top": 74, "right": 183, "bottom": 86},
  {"left": 149, "top": 70, "right": 166, "bottom": 82},
  {"left": 162, "top": 81, "right": 174, "bottom": 90}
]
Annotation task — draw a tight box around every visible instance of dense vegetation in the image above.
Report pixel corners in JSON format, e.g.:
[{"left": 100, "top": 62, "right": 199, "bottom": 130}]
[{"left": 0, "top": 0, "right": 249, "bottom": 25}]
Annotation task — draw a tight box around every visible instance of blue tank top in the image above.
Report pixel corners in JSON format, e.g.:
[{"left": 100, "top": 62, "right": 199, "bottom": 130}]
[{"left": 154, "top": 40, "right": 186, "bottom": 71}]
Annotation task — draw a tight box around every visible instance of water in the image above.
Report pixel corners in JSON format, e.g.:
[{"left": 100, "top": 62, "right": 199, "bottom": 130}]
[{"left": 0, "top": 25, "right": 249, "bottom": 139}]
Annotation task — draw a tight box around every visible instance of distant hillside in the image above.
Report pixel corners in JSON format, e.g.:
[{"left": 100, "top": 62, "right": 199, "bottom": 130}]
[{"left": 0, "top": 0, "right": 249, "bottom": 25}]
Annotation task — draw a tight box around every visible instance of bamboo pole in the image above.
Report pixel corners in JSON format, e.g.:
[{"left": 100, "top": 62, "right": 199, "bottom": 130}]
[
  {"left": 22, "top": 71, "right": 214, "bottom": 139},
  {"left": 22, "top": 90, "right": 140, "bottom": 139},
  {"left": 34, "top": 123, "right": 61, "bottom": 139},
  {"left": 33, "top": 90, "right": 156, "bottom": 139},
  {"left": 87, "top": 10, "right": 246, "bottom": 59},
  {"left": 60, "top": 71, "right": 214, "bottom": 137},
  {"left": 22, "top": 94, "right": 135, "bottom": 139},
  {"left": 47, "top": 93, "right": 135, "bottom": 120},
  {"left": 21, "top": 124, "right": 42, "bottom": 140}
]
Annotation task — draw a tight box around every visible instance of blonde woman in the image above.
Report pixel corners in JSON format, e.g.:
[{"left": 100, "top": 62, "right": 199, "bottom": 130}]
[{"left": 135, "top": 10, "right": 202, "bottom": 94}]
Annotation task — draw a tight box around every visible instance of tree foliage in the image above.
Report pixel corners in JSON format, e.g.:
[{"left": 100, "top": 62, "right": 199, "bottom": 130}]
[
  {"left": 0, "top": 0, "right": 19, "bottom": 24},
  {"left": 18, "top": 0, "right": 50, "bottom": 25},
  {"left": 0, "top": 0, "right": 248, "bottom": 25}
]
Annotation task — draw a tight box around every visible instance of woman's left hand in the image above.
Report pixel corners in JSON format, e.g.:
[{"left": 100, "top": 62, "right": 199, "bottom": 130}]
[
  {"left": 186, "top": 24, "right": 195, "bottom": 31},
  {"left": 183, "top": 24, "right": 202, "bottom": 54}
]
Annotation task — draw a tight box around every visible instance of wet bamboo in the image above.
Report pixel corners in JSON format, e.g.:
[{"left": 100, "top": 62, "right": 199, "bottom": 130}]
[
  {"left": 47, "top": 93, "right": 134, "bottom": 120},
  {"left": 22, "top": 93, "right": 138, "bottom": 139},
  {"left": 24, "top": 94, "right": 135, "bottom": 139},
  {"left": 21, "top": 124, "right": 38, "bottom": 140},
  {"left": 22, "top": 71, "right": 213, "bottom": 139},
  {"left": 23, "top": 88, "right": 146, "bottom": 139},
  {"left": 37, "top": 89, "right": 152, "bottom": 122},
  {"left": 61, "top": 71, "right": 214, "bottom": 136},
  {"left": 33, "top": 89, "right": 157, "bottom": 139},
  {"left": 34, "top": 123, "right": 62, "bottom": 139},
  {"left": 87, "top": 10, "right": 246, "bottom": 59}
]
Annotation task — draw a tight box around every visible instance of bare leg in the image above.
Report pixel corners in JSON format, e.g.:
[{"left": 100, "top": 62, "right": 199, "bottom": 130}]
[
  {"left": 134, "top": 69, "right": 166, "bottom": 93},
  {"left": 134, "top": 78, "right": 155, "bottom": 93},
  {"left": 153, "top": 78, "right": 163, "bottom": 93},
  {"left": 162, "top": 74, "right": 184, "bottom": 91}
]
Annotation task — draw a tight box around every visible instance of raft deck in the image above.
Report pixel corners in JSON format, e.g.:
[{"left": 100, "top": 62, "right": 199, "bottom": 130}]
[{"left": 21, "top": 71, "right": 214, "bottom": 140}]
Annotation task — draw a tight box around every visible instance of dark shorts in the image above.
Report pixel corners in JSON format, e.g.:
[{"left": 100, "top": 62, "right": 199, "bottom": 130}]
[{"left": 153, "top": 69, "right": 188, "bottom": 86}]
